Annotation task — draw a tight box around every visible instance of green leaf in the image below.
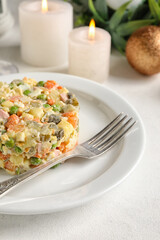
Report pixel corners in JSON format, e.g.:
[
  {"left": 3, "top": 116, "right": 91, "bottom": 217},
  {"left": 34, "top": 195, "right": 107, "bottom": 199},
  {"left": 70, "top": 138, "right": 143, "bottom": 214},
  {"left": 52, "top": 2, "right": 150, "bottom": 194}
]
[
  {"left": 128, "top": 3, "right": 149, "bottom": 21},
  {"left": 75, "top": 15, "right": 86, "bottom": 26},
  {"left": 116, "top": 19, "right": 155, "bottom": 36},
  {"left": 148, "top": 0, "right": 160, "bottom": 21},
  {"left": 112, "top": 32, "right": 126, "bottom": 54},
  {"left": 109, "top": 1, "right": 131, "bottom": 30},
  {"left": 143, "top": 11, "right": 152, "bottom": 19},
  {"left": 71, "top": 0, "right": 87, "bottom": 6},
  {"left": 88, "top": 0, "right": 107, "bottom": 24},
  {"left": 79, "top": 0, "right": 88, "bottom": 7},
  {"left": 95, "top": 0, "right": 108, "bottom": 20}
]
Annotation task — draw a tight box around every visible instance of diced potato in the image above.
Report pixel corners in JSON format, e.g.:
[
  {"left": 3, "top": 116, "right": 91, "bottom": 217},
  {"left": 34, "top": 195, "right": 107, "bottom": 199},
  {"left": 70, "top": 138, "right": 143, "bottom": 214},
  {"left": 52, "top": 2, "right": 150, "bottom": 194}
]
[
  {"left": 1, "top": 133, "right": 9, "bottom": 142},
  {"left": 66, "top": 130, "right": 78, "bottom": 150},
  {"left": 23, "top": 77, "right": 37, "bottom": 86},
  {"left": 50, "top": 136, "right": 57, "bottom": 143},
  {"left": 47, "top": 151, "right": 57, "bottom": 161},
  {"left": 14, "top": 101, "right": 25, "bottom": 108},
  {"left": 4, "top": 87, "right": 10, "bottom": 94},
  {"left": 16, "top": 132, "right": 25, "bottom": 142},
  {"left": 10, "top": 155, "right": 23, "bottom": 166},
  {"left": 24, "top": 137, "right": 37, "bottom": 148},
  {"left": 58, "top": 119, "right": 74, "bottom": 141},
  {"left": 2, "top": 107, "right": 9, "bottom": 112},
  {"left": 7, "top": 131, "right": 16, "bottom": 139},
  {"left": 23, "top": 159, "right": 30, "bottom": 169},
  {"left": 41, "top": 142, "right": 52, "bottom": 151},
  {"left": 14, "top": 87, "right": 23, "bottom": 96},
  {"left": 49, "top": 89, "right": 60, "bottom": 102},
  {"left": 43, "top": 106, "right": 53, "bottom": 113},
  {"left": 1, "top": 100, "right": 13, "bottom": 108},
  {"left": 29, "top": 88, "right": 42, "bottom": 98},
  {"left": 29, "top": 108, "right": 44, "bottom": 119},
  {"left": 22, "top": 112, "right": 34, "bottom": 121},
  {"left": 2, "top": 146, "right": 11, "bottom": 155}
]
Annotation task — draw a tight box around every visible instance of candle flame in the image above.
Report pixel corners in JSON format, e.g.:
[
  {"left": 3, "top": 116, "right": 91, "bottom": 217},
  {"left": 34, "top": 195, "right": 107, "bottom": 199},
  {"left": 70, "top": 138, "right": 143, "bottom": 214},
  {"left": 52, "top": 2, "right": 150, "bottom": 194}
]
[
  {"left": 42, "top": 0, "right": 48, "bottom": 13},
  {"left": 88, "top": 19, "right": 95, "bottom": 40}
]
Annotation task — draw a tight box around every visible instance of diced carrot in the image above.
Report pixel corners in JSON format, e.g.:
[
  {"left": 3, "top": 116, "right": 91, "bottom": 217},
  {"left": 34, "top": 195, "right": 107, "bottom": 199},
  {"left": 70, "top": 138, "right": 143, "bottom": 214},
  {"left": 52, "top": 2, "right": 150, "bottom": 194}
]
[
  {"left": 58, "top": 142, "right": 66, "bottom": 153},
  {"left": 34, "top": 118, "right": 41, "bottom": 123},
  {"left": 34, "top": 153, "right": 41, "bottom": 158},
  {"left": 5, "top": 114, "right": 19, "bottom": 128},
  {"left": 8, "top": 124, "right": 25, "bottom": 132},
  {"left": 57, "top": 85, "right": 63, "bottom": 90},
  {"left": 58, "top": 141, "right": 77, "bottom": 153},
  {"left": 4, "top": 160, "right": 15, "bottom": 172},
  {"left": 47, "top": 99, "right": 55, "bottom": 105},
  {"left": 17, "top": 110, "right": 22, "bottom": 117},
  {"left": 44, "top": 80, "right": 57, "bottom": 89},
  {"left": 23, "top": 77, "right": 28, "bottom": 81},
  {"left": 0, "top": 152, "right": 10, "bottom": 160},
  {"left": 62, "top": 112, "right": 78, "bottom": 129}
]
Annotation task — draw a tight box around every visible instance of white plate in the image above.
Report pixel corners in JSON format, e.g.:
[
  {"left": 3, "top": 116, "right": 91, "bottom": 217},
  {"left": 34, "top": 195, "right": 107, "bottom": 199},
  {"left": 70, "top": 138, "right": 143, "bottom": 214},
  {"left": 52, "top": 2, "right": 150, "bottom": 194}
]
[{"left": 0, "top": 72, "right": 145, "bottom": 215}]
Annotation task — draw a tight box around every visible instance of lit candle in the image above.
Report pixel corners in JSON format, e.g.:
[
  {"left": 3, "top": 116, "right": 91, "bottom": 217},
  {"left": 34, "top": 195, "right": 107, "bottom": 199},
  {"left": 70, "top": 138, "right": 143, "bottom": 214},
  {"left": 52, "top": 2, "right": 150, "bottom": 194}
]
[
  {"left": 19, "top": 0, "right": 73, "bottom": 68},
  {"left": 69, "top": 19, "right": 111, "bottom": 83}
]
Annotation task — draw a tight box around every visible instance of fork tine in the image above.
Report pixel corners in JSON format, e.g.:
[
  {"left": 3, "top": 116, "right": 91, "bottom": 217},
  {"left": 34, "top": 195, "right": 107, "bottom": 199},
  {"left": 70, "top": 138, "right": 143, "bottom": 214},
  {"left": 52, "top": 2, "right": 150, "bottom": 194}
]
[
  {"left": 87, "top": 113, "right": 123, "bottom": 145},
  {"left": 97, "top": 117, "right": 133, "bottom": 150},
  {"left": 93, "top": 118, "right": 133, "bottom": 149},
  {"left": 92, "top": 114, "right": 128, "bottom": 147},
  {"left": 98, "top": 120, "right": 136, "bottom": 153}
]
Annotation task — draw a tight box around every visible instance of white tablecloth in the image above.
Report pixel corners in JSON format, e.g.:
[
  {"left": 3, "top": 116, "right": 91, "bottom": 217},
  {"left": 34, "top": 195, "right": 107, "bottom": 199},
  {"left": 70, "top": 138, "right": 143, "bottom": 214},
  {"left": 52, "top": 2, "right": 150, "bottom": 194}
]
[{"left": 0, "top": 1, "right": 160, "bottom": 239}]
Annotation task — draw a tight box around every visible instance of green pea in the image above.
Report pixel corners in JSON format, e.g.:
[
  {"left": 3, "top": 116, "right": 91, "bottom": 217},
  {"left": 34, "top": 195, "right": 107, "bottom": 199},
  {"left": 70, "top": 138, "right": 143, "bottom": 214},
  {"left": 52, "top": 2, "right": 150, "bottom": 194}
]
[
  {"left": 51, "top": 143, "right": 57, "bottom": 149},
  {"left": 52, "top": 104, "right": 61, "bottom": 112},
  {"left": 37, "top": 94, "right": 47, "bottom": 100},
  {"left": 43, "top": 104, "right": 50, "bottom": 108},
  {"left": 15, "top": 167, "right": 20, "bottom": 175},
  {"left": 51, "top": 163, "right": 61, "bottom": 169},
  {"left": 37, "top": 81, "right": 45, "bottom": 87},
  {"left": 9, "top": 83, "right": 14, "bottom": 89},
  {"left": 5, "top": 138, "right": 14, "bottom": 148},
  {"left": 0, "top": 99, "right": 5, "bottom": 104},
  {"left": 17, "top": 82, "right": 23, "bottom": 86},
  {"left": 14, "top": 146, "right": 23, "bottom": 154},
  {"left": 23, "top": 89, "right": 31, "bottom": 96},
  {"left": 10, "top": 106, "right": 19, "bottom": 115},
  {"left": 30, "top": 157, "right": 42, "bottom": 166}
]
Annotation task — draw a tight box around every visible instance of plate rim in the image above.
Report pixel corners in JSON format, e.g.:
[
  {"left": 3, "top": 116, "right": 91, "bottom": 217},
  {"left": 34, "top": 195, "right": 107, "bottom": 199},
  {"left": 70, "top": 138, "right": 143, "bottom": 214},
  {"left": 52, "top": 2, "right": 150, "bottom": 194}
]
[{"left": 0, "top": 72, "right": 146, "bottom": 215}]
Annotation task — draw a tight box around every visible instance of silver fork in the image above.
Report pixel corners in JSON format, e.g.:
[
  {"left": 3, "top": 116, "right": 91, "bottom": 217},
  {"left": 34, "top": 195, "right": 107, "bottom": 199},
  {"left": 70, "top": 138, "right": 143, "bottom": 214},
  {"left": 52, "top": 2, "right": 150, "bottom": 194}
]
[{"left": 0, "top": 113, "right": 136, "bottom": 198}]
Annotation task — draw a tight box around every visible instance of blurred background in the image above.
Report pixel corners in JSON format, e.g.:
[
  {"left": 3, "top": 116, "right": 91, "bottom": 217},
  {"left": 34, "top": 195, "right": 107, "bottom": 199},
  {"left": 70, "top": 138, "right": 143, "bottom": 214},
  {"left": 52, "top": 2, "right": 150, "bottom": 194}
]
[{"left": 0, "top": 0, "right": 21, "bottom": 47}]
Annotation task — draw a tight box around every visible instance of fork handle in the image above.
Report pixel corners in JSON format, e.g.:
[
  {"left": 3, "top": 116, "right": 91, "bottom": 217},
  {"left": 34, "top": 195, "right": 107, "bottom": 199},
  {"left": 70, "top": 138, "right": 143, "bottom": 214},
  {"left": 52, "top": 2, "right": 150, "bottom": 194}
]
[{"left": 0, "top": 151, "right": 77, "bottom": 198}]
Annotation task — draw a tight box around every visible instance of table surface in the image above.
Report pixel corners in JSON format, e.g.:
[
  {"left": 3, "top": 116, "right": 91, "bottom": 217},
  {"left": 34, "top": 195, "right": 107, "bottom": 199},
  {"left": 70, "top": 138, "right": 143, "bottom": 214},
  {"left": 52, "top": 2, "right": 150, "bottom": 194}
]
[{"left": 0, "top": 2, "right": 160, "bottom": 239}]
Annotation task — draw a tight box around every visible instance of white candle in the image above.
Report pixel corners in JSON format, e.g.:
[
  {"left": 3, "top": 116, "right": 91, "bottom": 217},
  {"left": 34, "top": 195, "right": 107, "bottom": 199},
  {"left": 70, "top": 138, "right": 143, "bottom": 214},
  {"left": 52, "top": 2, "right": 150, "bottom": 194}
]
[
  {"left": 69, "top": 20, "right": 111, "bottom": 83},
  {"left": 19, "top": 0, "right": 73, "bottom": 68}
]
